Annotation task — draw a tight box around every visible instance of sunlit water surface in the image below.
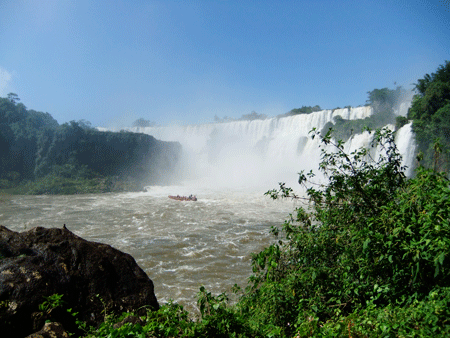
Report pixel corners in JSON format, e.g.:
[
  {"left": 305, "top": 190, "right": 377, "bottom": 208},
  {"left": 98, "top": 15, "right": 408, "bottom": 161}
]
[{"left": 0, "top": 186, "right": 298, "bottom": 311}]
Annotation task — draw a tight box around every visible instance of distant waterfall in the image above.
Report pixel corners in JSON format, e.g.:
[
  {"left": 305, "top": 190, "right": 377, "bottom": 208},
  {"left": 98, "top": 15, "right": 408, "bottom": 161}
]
[{"left": 124, "top": 106, "right": 416, "bottom": 189}]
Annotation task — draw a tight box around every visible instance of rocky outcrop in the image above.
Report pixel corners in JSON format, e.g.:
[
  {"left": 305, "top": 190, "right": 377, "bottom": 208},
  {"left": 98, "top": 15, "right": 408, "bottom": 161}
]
[
  {"left": 0, "top": 225, "right": 159, "bottom": 338},
  {"left": 25, "top": 322, "right": 69, "bottom": 338}
]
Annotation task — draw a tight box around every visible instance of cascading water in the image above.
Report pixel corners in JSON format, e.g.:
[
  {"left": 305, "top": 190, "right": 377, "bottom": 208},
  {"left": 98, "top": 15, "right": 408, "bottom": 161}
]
[
  {"left": 395, "top": 122, "right": 417, "bottom": 177},
  {"left": 130, "top": 105, "right": 416, "bottom": 189},
  {"left": 342, "top": 122, "right": 416, "bottom": 177}
]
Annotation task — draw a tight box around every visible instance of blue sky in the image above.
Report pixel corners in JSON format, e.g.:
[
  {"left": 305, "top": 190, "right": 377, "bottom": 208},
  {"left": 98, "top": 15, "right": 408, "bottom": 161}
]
[{"left": 0, "top": 0, "right": 449, "bottom": 127}]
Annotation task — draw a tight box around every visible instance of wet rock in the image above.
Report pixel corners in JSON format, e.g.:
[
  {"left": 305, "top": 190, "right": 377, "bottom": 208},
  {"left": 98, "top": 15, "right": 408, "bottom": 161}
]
[
  {"left": 25, "top": 322, "right": 69, "bottom": 338},
  {"left": 0, "top": 225, "right": 159, "bottom": 338}
]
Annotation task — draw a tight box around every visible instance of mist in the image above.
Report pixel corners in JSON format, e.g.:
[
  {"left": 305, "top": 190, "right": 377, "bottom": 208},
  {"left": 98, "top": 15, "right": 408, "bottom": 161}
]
[{"left": 128, "top": 104, "right": 416, "bottom": 192}]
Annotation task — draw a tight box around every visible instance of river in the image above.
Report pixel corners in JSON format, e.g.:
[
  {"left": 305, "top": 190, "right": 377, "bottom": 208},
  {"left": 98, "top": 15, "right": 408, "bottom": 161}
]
[{"left": 0, "top": 185, "right": 298, "bottom": 312}]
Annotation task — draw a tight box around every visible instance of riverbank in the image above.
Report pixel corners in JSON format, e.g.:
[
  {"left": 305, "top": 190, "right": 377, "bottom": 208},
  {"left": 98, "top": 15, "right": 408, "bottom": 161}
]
[{"left": 0, "top": 176, "right": 147, "bottom": 196}]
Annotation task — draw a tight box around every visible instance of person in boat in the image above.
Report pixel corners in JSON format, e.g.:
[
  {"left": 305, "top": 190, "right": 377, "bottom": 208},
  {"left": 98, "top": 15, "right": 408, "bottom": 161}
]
[{"left": 168, "top": 195, "right": 197, "bottom": 201}]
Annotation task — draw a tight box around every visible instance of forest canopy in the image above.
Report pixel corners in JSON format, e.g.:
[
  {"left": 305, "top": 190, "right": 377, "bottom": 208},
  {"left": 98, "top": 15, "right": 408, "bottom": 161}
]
[
  {"left": 0, "top": 96, "right": 181, "bottom": 194},
  {"left": 408, "top": 60, "right": 450, "bottom": 172},
  {"left": 319, "top": 86, "right": 408, "bottom": 142}
]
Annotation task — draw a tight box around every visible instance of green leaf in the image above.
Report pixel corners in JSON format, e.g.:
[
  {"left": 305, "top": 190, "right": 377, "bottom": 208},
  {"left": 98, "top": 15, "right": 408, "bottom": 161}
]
[
  {"left": 363, "top": 238, "right": 371, "bottom": 250},
  {"left": 438, "top": 252, "right": 445, "bottom": 265}
]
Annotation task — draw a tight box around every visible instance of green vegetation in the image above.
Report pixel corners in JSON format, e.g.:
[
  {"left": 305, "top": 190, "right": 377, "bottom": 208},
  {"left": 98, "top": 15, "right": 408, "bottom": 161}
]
[
  {"left": 214, "top": 111, "right": 268, "bottom": 123},
  {"left": 241, "top": 127, "right": 450, "bottom": 336},
  {"left": 33, "top": 126, "right": 450, "bottom": 337},
  {"left": 0, "top": 94, "right": 59, "bottom": 185},
  {"left": 395, "top": 115, "right": 409, "bottom": 130},
  {"left": 286, "top": 105, "right": 322, "bottom": 115},
  {"left": 277, "top": 105, "right": 322, "bottom": 118},
  {"left": 408, "top": 61, "right": 450, "bottom": 173},
  {"left": 39, "top": 294, "right": 66, "bottom": 315},
  {"left": 366, "top": 87, "right": 408, "bottom": 112},
  {"left": 214, "top": 106, "right": 323, "bottom": 122},
  {"left": 0, "top": 97, "right": 180, "bottom": 194},
  {"left": 132, "top": 118, "right": 157, "bottom": 128},
  {"left": 321, "top": 87, "right": 407, "bottom": 142}
]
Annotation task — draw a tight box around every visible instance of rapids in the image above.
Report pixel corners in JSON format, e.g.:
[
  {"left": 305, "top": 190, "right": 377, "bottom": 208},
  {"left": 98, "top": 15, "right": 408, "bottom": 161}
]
[{"left": 0, "top": 187, "right": 299, "bottom": 311}]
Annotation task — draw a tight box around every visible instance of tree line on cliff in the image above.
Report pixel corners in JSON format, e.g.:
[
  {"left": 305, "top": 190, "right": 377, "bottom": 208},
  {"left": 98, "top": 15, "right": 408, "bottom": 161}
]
[{"left": 0, "top": 97, "right": 181, "bottom": 194}]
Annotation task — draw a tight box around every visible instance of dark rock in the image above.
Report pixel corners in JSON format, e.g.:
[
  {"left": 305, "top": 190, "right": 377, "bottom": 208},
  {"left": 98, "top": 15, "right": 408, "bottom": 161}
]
[
  {"left": 0, "top": 225, "right": 159, "bottom": 338},
  {"left": 25, "top": 322, "right": 69, "bottom": 338}
]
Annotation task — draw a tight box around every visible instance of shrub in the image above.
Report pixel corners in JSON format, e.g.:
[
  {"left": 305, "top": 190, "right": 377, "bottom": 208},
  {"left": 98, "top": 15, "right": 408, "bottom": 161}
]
[{"left": 236, "top": 127, "right": 450, "bottom": 336}]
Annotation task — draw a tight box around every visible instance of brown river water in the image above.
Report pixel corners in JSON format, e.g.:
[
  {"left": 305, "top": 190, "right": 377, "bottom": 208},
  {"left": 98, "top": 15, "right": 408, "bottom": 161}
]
[{"left": 0, "top": 185, "right": 298, "bottom": 312}]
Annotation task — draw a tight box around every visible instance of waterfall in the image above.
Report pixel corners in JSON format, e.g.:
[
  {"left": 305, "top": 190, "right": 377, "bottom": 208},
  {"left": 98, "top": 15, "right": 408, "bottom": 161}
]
[
  {"left": 395, "top": 122, "right": 417, "bottom": 177},
  {"left": 121, "top": 106, "right": 416, "bottom": 189},
  {"left": 342, "top": 122, "right": 416, "bottom": 176}
]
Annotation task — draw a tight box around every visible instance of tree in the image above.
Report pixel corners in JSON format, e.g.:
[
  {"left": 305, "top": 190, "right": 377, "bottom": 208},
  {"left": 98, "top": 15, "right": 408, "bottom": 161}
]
[
  {"left": 408, "top": 61, "right": 450, "bottom": 173},
  {"left": 213, "top": 115, "right": 235, "bottom": 123},
  {"left": 7, "top": 93, "right": 20, "bottom": 104},
  {"left": 239, "top": 111, "right": 267, "bottom": 121},
  {"left": 132, "top": 118, "right": 155, "bottom": 128},
  {"left": 282, "top": 105, "right": 322, "bottom": 117},
  {"left": 76, "top": 119, "right": 94, "bottom": 130},
  {"left": 366, "top": 86, "right": 406, "bottom": 114}
]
